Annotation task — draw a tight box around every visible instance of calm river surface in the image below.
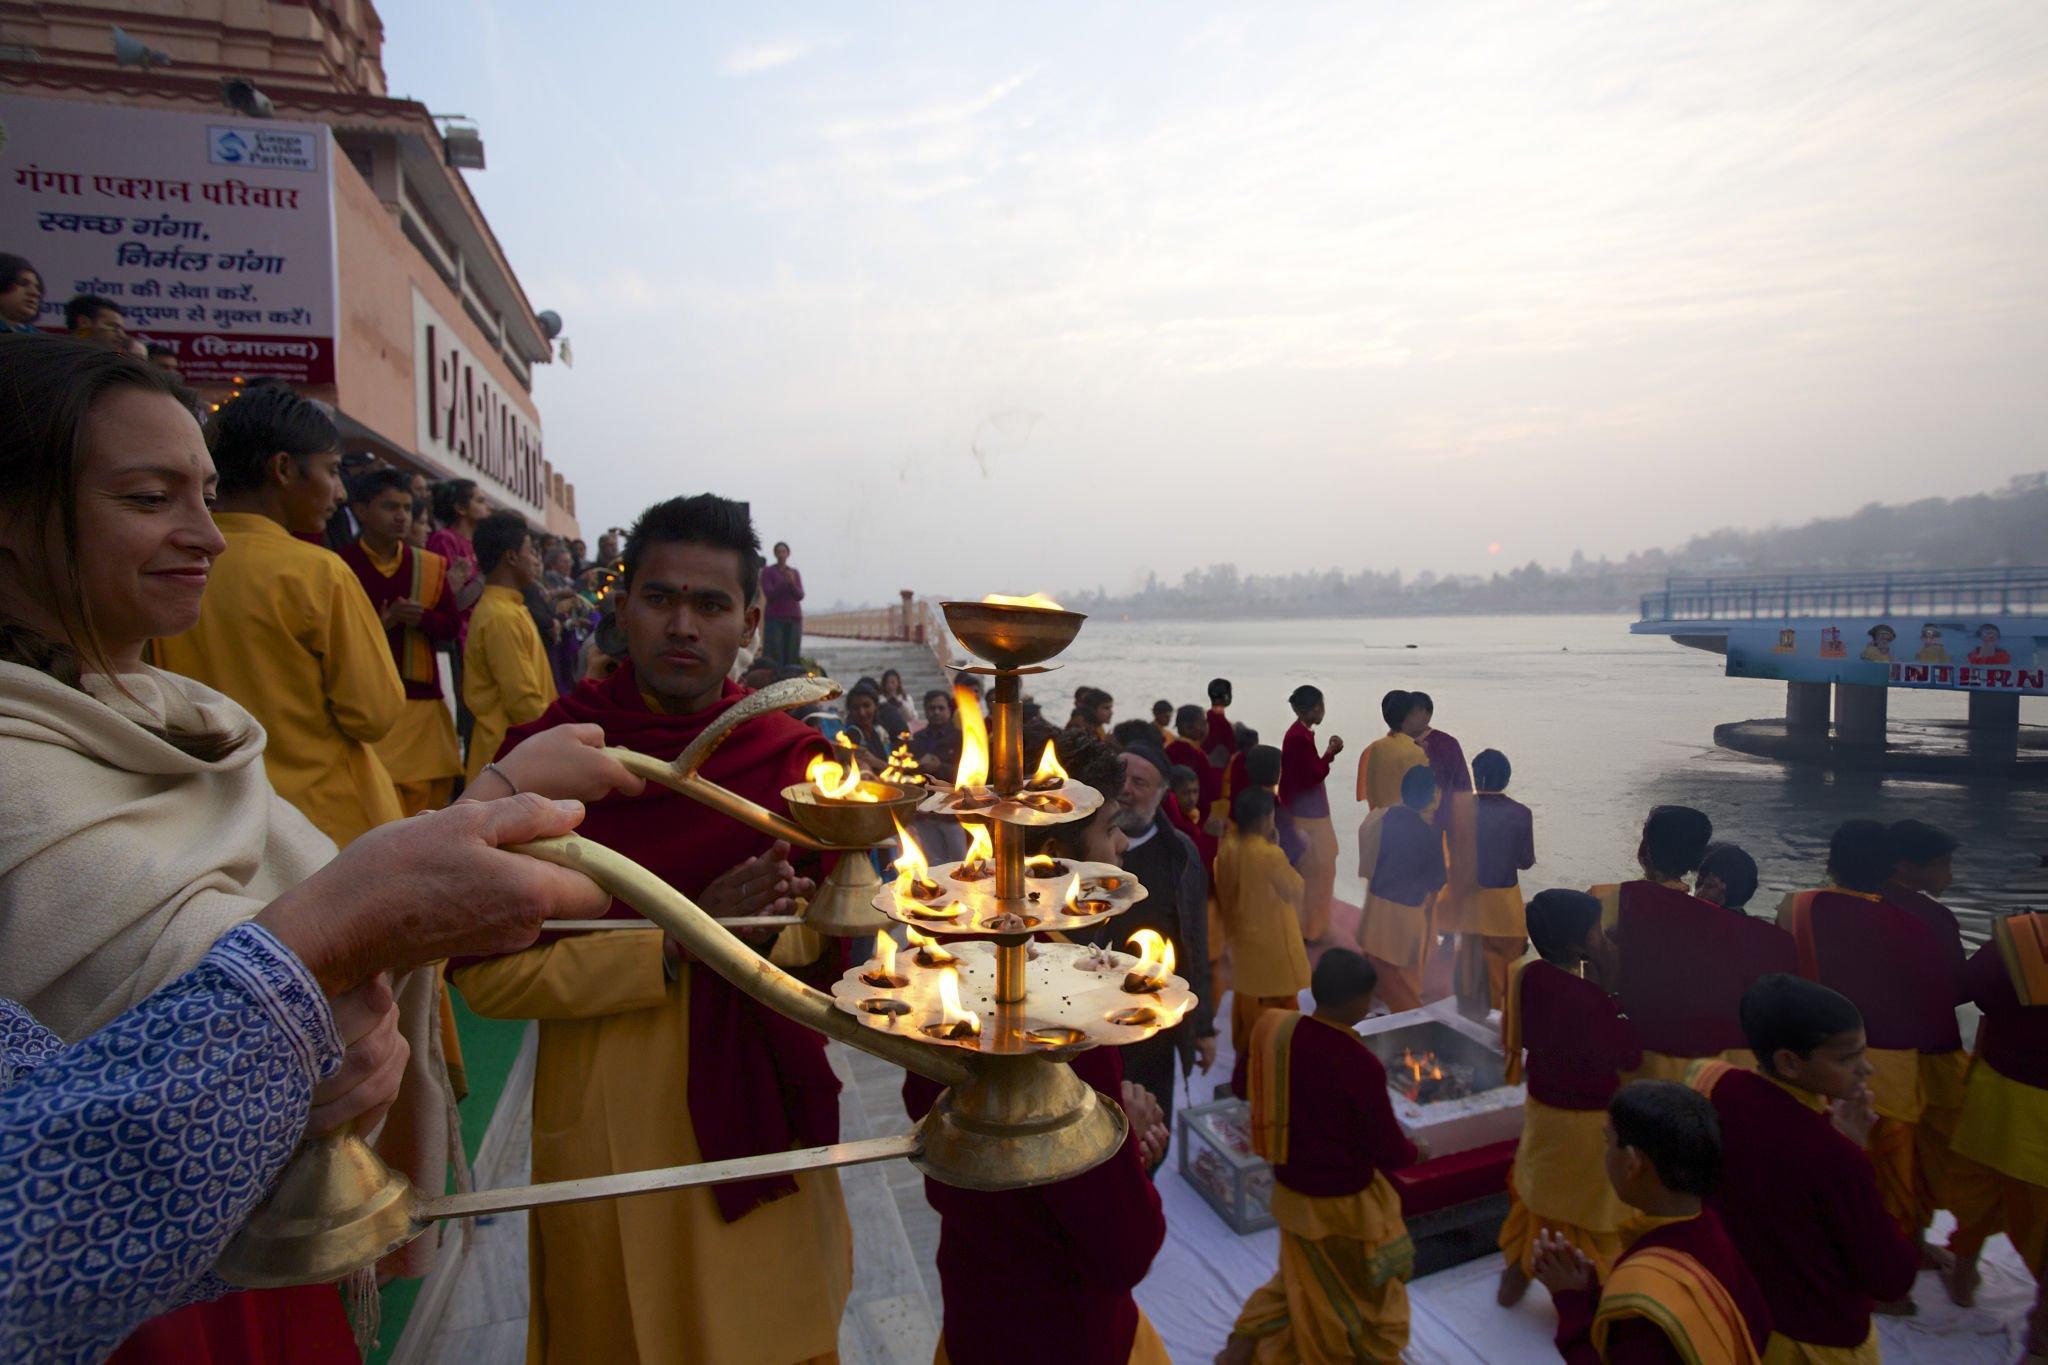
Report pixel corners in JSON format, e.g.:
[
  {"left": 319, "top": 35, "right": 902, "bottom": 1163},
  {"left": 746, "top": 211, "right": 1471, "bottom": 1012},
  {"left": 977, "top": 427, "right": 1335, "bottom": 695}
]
[{"left": 1015, "top": 612, "right": 2047, "bottom": 944}]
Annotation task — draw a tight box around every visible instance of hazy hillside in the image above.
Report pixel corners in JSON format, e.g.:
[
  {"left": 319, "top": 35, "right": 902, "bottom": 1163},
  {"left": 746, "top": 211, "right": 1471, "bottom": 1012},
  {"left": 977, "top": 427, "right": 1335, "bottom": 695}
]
[{"left": 1062, "top": 474, "right": 2047, "bottom": 619}]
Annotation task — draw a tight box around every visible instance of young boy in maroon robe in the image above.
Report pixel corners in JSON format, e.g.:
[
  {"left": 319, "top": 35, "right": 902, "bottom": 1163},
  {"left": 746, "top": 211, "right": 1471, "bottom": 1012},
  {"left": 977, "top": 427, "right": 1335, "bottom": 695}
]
[
  {"left": 1407, "top": 690, "right": 1471, "bottom": 834},
  {"left": 1882, "top": 820, "right": 1971, "bottom": 1239},
  {"left": 1599, "top": 809, "right": 1769, "bottom": 1081},
  {"left": 1223, "top": 949, "right": 1419, "bottom": 1364},
  {"left": 1205, "top": 677, "right": 1238, "bottom": 765},
  {"left": 903, "top": 1047, "right": 1171, "bottom": 1364},
  {"left": 1534, "top": 1081, "right": 1773, "bottom": 1365},
  {"left": 1166, "top": 703, "right": 1222, "bottom": 824},
  {"left": 1498, "top": 890, "right": 1640, "bottom": 1307},
  {"left": 1279, "top": 685, "right": 1344, "bottom": 943},
  {"left": 1690, "top": 976, "right": 1919, "bottom": 1360},
  {"left": 1693, "top": 843, "right": 1798, "bottom": 999}
]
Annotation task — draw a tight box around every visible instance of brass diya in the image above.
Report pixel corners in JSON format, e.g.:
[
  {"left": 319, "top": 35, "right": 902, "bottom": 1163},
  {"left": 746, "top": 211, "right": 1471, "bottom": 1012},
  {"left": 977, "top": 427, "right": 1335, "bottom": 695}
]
[{"left": 940, "top": 597, "right": 1086, "bottom": 670}]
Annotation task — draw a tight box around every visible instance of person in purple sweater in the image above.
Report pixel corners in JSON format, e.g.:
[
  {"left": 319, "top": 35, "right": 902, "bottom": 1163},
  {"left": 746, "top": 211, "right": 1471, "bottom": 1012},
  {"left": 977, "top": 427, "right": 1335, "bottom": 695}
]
[{"left": 759, "top": 539, "right": 804, "bottom": 664}]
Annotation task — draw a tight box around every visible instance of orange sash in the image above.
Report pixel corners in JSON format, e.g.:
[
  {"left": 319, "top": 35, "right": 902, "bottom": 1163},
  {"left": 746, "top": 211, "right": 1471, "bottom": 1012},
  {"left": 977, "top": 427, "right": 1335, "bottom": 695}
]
[
  {"left": 1592, "top": 1244, "right": 1762, "bottom": 1365},
  {"left": 1248, "top": 1009, "right": 1302, "bottom": 1165},
  {"left": 1994, "top": 912, "right": 2048, "bottom": 1007}
]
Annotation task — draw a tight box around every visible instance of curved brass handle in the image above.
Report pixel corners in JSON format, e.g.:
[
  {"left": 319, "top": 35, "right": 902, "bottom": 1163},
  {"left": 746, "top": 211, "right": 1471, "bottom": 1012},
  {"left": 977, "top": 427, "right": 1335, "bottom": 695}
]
[
  {"left": 601, "top": 676, "right": 845, "bottom": 851},
  {"left": 675, "top": 675, "right": 841, "bottom": 780},
  {"left": 512, "top": 833, "right": 971, "bottom": 1088}
]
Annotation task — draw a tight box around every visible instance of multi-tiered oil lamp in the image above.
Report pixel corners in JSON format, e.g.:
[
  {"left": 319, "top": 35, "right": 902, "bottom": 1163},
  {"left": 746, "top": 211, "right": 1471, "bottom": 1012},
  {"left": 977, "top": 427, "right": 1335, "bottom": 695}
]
[{"left": 218, "top": 596, "right": 1191, "bottom": 1284}]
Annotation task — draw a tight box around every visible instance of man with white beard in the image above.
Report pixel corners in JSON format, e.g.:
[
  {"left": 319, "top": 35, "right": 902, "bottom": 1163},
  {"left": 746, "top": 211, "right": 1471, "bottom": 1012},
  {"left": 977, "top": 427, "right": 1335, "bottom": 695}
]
[{"left": 1082, "top": 739, "right": 1216, "bottom": 1131}]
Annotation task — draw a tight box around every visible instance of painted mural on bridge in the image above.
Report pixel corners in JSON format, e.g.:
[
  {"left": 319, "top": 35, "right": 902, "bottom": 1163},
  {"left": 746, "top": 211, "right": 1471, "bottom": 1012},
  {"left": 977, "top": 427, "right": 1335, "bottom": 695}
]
[{"left": 1726, "top": 618, "right": 2044, "bottom": 693}]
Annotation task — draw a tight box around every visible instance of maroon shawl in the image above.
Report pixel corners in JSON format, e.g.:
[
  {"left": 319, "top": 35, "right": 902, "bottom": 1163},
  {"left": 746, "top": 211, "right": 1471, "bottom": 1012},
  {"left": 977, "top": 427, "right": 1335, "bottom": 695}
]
[{"left": 485, "top": 662, "right": 839, "bottom": 1221}]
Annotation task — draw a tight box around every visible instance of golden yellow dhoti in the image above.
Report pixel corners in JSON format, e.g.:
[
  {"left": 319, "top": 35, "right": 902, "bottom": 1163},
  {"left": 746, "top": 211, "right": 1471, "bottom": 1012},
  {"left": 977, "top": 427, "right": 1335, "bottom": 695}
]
[
  {"left": 1294, "top": 814, "right": 1338, "bottom": 942},
  {"left": 1357, "top": 891, "right": 1433, "bottom": 1014},
  {"left": 1229, "top": 1177, "right": 1415, "bottom": 1363},
  {"left": 1761, "top": 1325, "right": 1879, "bottom": 1365},
  {"left": 1497, "top": 1099, "right": 1636, "bottom": 1278},
  {"left": 453, "top": 930, "right": 853, "bottom": 1365},
  {"left": 1946, "top": 1057, "right": 2048, "bottom": 1276},
  {"left": 934, "top": 1310, "right": 1168, "bottom": 1364}
]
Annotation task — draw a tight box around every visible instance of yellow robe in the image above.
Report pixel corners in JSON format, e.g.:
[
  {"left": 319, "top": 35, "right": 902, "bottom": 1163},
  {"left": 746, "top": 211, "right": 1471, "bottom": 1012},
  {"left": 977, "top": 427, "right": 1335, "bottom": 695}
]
[
  {"left": 153, "top": 511, "right": 403, "bottom": 846},
  {"left": 452, "top": 930, "right": 853, "bottom": 1365},
  {"left": 463, "top": 584, "right": 558, "bottom": 782},
  {"left": 1217, "top": 831, "right": 1312, "bottom": 1000},
  {"left": 1356, "top": 732, "right": 1427, "bottom": 809}
]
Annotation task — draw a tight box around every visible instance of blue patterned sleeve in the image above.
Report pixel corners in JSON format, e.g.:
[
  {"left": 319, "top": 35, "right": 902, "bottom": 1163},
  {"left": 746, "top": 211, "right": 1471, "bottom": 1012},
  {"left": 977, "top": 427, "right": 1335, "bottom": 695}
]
[{"left": 0, "top": 922, "right": 342, "bottom": 1365}]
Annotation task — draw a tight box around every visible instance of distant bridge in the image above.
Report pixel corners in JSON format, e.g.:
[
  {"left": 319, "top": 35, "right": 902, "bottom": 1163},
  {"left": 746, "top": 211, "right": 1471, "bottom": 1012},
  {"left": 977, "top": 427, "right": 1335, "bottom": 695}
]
[{"left": 1632, "top": 568, "right": 2047, "bottom": 775}]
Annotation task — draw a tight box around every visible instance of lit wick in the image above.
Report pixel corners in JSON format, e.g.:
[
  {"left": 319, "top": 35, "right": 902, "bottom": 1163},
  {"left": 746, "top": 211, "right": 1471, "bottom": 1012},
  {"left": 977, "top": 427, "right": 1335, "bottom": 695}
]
[
  {"left": 860, "top": 931, "right": 908, "bottom": 990},
  {"left": 1023, "top": 739, "right": 1068, "bottom": 793},
  {"left": 905, "top": 925, "right": 957, "bottom": 967},
  {"left": 1122, "top": 928, "right": 1175, "bottom": 994},
  {"left": 923, "top": 967, "right": 981, "bottom": 1041}
]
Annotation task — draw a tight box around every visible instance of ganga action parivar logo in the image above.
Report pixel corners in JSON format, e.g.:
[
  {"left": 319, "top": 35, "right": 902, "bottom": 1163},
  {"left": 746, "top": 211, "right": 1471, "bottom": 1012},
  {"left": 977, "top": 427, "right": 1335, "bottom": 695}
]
[{"left": 207, "top": 125, "right": 317, "bottom": 172}]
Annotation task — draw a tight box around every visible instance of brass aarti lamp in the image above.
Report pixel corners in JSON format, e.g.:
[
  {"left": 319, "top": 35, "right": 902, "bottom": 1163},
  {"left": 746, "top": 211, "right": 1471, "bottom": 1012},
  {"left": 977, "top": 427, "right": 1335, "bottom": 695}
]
[{"left": 217, "top": 598, "right": 1191, "bottom": 1286}]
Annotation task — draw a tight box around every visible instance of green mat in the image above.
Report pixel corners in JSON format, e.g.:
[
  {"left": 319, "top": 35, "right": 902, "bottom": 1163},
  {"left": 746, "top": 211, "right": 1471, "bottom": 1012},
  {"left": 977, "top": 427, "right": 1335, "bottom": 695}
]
[{"left": 367, "top": 989, "right": 530, "bottom": 1364}]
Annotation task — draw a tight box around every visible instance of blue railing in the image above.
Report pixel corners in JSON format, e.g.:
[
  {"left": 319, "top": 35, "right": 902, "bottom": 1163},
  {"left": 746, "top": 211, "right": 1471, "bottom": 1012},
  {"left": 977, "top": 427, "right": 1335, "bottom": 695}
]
[{"left": 1639, "top": 568, "right": 2048, "bottom": 623}]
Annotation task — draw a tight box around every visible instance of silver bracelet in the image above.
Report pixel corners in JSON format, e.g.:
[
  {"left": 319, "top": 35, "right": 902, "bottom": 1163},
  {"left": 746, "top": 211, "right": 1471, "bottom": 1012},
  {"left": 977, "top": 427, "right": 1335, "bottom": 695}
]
[{"left": 480, "top": 761, "right": 518, "bottom": 795}]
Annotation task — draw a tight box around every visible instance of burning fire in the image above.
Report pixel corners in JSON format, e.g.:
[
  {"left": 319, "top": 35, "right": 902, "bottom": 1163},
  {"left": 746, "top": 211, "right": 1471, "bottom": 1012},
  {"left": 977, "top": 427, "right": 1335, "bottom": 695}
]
[
  {"left": 952, "top": 682, "right": 990, "bottom": 792},
  {"left": 1396, "top": 1048, "right": 1471, "bottom": 1103},
  {"left": 928, "top": 966, "right": 981, "bottom": 1040},
  {"left": 980, "top": 592, "right": 1065, "bottom": 611},
  {"left": 959, "top": 821, "right": 994, "bottom": 876},
  {"left": 1025, "top": 740, "right": 1068, "bottom": 792},
  {"left": 1123, "top": 928, "right": 1175, "bottom": 993},
  {"left": 881, "top": 745, "right": 925, "bottom": 786},
  {"left": 905, "top": 924, "right": 957, "bottom": 967},
  {"left": 862, "top": 932, "right": 907, "bottom": 988},
  {"left": 892, "top": 819, "right": 940, "bottom": 902},
  {"left": 805, "top": 753, "right": 866, "bottom": 801}
]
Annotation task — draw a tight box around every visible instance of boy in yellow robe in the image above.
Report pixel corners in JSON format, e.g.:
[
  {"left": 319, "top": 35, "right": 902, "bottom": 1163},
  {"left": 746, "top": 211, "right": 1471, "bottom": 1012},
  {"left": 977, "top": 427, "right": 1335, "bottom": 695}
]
[
  {"left": 463, "top": 511, "right": 558, "bottom": 782},
  {"left": 154, "top": 383, "right": 404, "bottom": 846},
  {"left": 1217, "top": 787, "right": 1312, "bottom": 1098},
  {"left": 1222, "top": 950, "right": 1419, "bottom": 1364}
]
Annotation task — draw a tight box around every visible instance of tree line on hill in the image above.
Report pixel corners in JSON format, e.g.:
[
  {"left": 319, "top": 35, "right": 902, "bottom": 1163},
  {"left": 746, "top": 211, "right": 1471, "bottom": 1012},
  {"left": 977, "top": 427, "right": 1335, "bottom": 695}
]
[{"left": 1060, "top": 473, "right": 2048, "bottom": 619}]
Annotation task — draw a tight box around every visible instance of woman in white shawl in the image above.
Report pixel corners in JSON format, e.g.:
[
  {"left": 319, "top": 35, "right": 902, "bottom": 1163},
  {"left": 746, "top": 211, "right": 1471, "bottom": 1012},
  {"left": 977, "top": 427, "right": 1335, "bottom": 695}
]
[{"left": 0, "top": 334, "right": 641, "bottom": 1359}]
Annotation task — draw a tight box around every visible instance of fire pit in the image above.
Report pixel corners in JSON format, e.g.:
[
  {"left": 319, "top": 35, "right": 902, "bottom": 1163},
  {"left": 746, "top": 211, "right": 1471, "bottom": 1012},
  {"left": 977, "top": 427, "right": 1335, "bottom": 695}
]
[{"left": 1356, "top": 1004, "right": 1522, "bottom": 1159}]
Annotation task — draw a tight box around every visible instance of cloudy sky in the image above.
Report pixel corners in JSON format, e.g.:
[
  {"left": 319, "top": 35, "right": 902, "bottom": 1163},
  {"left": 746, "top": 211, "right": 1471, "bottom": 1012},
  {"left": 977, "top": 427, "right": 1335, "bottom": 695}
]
[{"left": 383, "top": 1, "right": 2047, "bottom": 606}]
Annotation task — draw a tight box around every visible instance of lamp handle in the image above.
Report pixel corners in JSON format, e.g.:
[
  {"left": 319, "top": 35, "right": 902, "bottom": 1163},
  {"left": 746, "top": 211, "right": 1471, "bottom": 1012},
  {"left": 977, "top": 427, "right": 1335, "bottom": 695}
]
[{"left": 510, "top": 833, "right": 970, "bottom": 1087}]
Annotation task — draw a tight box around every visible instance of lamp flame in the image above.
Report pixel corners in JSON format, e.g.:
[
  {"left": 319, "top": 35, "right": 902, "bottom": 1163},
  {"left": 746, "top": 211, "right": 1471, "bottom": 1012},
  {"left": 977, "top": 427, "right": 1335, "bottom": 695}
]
[
  {"left": 931, "top": 967, "right": 980, "bottom": 1038},
  {"left": 1027, "top": 740, "right": 1068, "bottom": 790},
  {"left": 892, "top": 818, "right": 928, "bottom": 880},
  {"left": 1062, "top": 873, "right": 1084, "bottom": 914},
  {"left": 805, "top": 753, "right": 862, "bottom": 801},
  {"left": 952, "top": 683, "right": 989, "bottom": 791},
  {"left": 961, "top": 821, "right": 994, "bottom": 871},
  {"left": 905, "top": 924, "right": 957, "bottom": 966},
  {"left": 980, "top": 592, "right": 1064, "bottom": 611},
  {"left": 873, "top": 932, "right": 897, "bottom": 977},
  {"left": 1124, "top": 928, "right": 1175, "bottom": 991}
]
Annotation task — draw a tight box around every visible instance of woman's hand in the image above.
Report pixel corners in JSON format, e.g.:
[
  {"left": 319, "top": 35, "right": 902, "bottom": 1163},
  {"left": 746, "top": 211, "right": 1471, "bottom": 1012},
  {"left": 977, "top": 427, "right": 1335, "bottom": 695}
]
[
  {"left": 697, "top": 840, "right": 815, "bottom": 921},
  {"left": 257, "top": 794, "right": 612, "bottom": 995},
  {"left": 307, "top": 973, "right": 409, "bottom": 1137},
  {"left": 475, "top": 723, "right": 648, "bottom": 804}
]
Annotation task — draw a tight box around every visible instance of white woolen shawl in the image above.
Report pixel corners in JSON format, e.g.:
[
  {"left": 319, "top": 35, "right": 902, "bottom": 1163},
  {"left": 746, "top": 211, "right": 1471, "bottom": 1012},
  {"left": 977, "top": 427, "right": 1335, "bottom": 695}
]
[
  {"left": 0, "top": 659, "right": 334, "bottom": 1035},
  {"left": 0, "top": 660, "right": 463, "bottom": 1276}
]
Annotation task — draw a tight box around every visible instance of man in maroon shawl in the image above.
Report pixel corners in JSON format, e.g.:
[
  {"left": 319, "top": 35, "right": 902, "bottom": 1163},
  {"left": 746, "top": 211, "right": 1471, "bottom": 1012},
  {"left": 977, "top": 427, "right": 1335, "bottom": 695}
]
[
  {"left": 1165, "top": 703, "right": 1222, "bottom": 824},
  {"left": 450, "top": 495, "right": 852, "bottom": 1365}
]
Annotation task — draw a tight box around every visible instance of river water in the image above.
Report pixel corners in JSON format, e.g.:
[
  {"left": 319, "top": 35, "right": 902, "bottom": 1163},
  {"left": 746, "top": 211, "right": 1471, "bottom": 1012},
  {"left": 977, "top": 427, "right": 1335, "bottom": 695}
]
[{"left": 1004, "top": 612, "right": 2047, "bottom": 944}]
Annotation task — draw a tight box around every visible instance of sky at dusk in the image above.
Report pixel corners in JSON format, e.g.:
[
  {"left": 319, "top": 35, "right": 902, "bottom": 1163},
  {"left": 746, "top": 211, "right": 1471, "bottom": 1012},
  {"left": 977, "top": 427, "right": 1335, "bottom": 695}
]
[{"left": 382, "top": 1, "right": 2048, "bottom": 606}]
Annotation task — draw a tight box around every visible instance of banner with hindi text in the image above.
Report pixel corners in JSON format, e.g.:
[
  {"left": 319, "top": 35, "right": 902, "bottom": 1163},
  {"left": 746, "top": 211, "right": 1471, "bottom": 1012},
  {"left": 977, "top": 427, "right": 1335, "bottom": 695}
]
[{"left": 0, "top": 93, "right": 338, "bottom": 385}]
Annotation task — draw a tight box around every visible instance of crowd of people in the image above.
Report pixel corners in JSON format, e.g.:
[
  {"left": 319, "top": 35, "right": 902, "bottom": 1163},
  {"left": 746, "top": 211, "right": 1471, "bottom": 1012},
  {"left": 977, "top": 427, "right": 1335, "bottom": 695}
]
[{"left": 0, "top": 325, "right": 2041, "bottom": 1365}]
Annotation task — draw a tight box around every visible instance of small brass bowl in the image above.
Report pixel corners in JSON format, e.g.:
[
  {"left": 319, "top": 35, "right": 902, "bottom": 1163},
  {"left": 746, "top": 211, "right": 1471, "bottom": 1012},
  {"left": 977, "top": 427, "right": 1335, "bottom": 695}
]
[
  {"left": 941, "top": 600, "right": 1087, "bottom": 669},
  {"left": 780, "top": 781, "right": 920, "bottom": 848}
]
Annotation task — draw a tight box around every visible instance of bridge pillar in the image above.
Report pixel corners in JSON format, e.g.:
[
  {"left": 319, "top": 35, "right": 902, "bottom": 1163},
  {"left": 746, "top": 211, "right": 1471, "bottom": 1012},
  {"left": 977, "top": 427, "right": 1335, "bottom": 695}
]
[
  {"left": 1833, "top": 683, "right": 1888, "bottom": 747},
  {"left": 1968, "top": 691, "right": 2021, "bottom": 764},
  {"left": 1785, "top": 681, "right": 1830, "bottom": 733}
]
